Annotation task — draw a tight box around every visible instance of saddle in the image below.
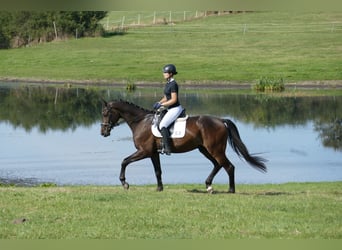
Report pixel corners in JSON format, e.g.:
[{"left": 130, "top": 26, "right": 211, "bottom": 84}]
[{"left": 151, "top": 108, "right": 188, "bottom": 138}]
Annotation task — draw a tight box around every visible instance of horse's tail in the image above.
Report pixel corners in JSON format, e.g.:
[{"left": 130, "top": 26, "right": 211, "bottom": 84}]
[{"left": 223, "top": 119, "right": 267, "bottom": 173}]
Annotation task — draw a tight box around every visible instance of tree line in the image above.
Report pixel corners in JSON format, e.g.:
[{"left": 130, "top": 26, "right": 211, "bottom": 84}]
[{"left": 0, "top": 11, "right": 107, "bottom": 49}]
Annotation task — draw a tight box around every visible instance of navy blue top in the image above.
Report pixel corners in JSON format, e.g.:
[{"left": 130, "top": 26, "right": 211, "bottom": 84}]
[{"left": 164, "top": 79, "right": 180, "bottom": 108}]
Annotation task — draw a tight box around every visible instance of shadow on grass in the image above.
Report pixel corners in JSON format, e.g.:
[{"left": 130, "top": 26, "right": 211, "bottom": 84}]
[
  {"left": 187, "top": 189, "right": 232, "bottom": 195},
  {"left": 187, "top": 189, "right": 293, "bottom": 196},
  {"left": 241, "top": 191, "right": 293, "bottom": 196},
  {"left": 103, "top": 30, "right": 126, "bottom": 37}
]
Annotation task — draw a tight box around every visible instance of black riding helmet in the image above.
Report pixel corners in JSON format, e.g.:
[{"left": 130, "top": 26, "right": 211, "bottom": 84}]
[{"left": 163, "top": 64, "right": 178, "bottom": 75}]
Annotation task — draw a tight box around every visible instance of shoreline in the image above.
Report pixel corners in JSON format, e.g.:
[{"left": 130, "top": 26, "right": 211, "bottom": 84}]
[{"left": 1, "top": 77, "right": 342, "bottom": 89}]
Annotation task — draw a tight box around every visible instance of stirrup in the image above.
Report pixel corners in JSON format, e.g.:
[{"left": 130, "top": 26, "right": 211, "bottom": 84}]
[
  {"left": 157, "top": 148, "right": 171, "bottom": 155},
  {"left": 163, "top": 148, "right": 171, "bottom": 155},
  {"left": 157, "top": 147, "right": 171, "bottom": 155}
]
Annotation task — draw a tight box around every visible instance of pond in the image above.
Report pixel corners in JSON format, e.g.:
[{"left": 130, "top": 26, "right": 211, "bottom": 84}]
[{"left": 0, "top": 83, "right": 341, "bottom": 187}]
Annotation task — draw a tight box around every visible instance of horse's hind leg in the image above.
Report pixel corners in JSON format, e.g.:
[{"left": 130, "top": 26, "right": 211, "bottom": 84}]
[
  {"left": 199, "top": 146, "right": 222, "bottom": 193},
  {"left": 222, "top": 159, "right": 235, "bottom": 193},
  {"left": 201, "top": 146, "right": 236, "bottom": 193},
  {"left": 206, "top": 165, "right": 222, "bottom": 193}
]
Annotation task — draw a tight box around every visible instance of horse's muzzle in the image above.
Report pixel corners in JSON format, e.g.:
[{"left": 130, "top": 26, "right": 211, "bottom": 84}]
[
  {"left": 101, "top": 131, "right": 110, "bottom": 137},
  {"left": 101, "top": 124, "right": 111, "bottom": 137},
  {"left": 101, "top": 128, "right": 111, "bottom": 137}
]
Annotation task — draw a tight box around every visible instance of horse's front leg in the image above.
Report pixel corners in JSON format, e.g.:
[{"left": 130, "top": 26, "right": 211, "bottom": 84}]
[
  {"left": 119, "top": 150, "right": 147, "bottom": 190},
  {"left": 151, "top": 153, "right": 163, "bottom": 191}
]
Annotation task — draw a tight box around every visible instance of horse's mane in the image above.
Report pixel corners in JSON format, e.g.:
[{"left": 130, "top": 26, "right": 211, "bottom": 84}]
[{"left": 111, "top": 99, "right": 154, "bottom": 114}]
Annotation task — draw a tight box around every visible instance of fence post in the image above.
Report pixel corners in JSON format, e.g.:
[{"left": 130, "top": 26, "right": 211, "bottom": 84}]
[
  {"left": 153, "top": 11, "right": 156, "bottom": 24},
  {"left": 169, "top": 11, "right": 172, "bottom": 23},
  {"left": 331, "top": 23, "right": 335, "bottom": 33},
  {"left": 53, "top": 21, "right": 58, "bottom": 40},
  {"left": 243, "top": 24, "right": 247, "bottom": 35},
  {"left": 138, "top": 14, "right": 140, "bottom": 25},
  {"left": 121, "top": 16, "right": 125, "bottom": 30}
]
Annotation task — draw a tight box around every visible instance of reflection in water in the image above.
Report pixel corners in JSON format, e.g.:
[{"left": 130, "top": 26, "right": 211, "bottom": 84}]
[
  {"left": 0, "top": 84, "right": 341, "bottom": 186},
  {"left": 1, "top": 84, "right": 341, "bottom": 150},
  {"left": 315, "top": 118, "right": 342, "bottom": 150}
]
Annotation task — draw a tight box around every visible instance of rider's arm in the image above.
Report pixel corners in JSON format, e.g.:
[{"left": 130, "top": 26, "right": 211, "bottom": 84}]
[
  {"left": 158, "top": 96, "right": 167, "bottom": 104},
  {"left": 160, "top": 92, "right": 177, "bottom": 107}
]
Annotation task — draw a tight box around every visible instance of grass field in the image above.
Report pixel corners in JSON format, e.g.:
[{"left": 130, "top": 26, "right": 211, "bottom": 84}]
[
  {"left": 0, "top": 12, "right": 341, "bottom": 84},
  {"left": 0, "top": 182, "right": 341, "bottom": 239},
  {"left": 0, "top": 12, "right": 341, "bottom": 241}
]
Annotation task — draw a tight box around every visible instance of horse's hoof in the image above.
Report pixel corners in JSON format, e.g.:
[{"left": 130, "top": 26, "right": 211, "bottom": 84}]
[
  {"left": 206, "top": 186, "right": 214, "bottom": 194},
  {"left": 123, "top": 182, "right": 129, "bottom": 190},
  {"left": 228, "top": 188, "right": 235, "bottom": 193},
  {"left": 156, "top": 186, "right": 163, "bottom": 192}
]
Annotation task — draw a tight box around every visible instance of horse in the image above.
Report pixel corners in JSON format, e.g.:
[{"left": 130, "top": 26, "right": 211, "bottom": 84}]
[{"left": 100, "top": 100, "right": 267, "bottom": 193}]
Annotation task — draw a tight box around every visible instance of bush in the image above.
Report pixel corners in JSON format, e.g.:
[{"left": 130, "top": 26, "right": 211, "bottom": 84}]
[
  {"left": 126, "top": 81, "right": 136, "bottom": 92},
  {"left": 253, "top": 76, "right": 285, "bottom": 92},
  {"left": 0, "top": 30, "right": 11, "bottom": 49},
  {"left": 0, "top": 11, "right": 108, "bottom": 49}
]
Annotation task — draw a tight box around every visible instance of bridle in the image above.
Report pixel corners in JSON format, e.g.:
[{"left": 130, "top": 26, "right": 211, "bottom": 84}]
[
  {"left": 101, "top": 121, "right": 115, "bottom": 130},
  {"left": 101, "top": 108, "right": 117, "bottom": 132}
]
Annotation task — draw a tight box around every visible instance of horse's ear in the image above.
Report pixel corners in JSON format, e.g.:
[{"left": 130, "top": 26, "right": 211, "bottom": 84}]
[{"left": 102, "top": 99, "right": 108, "bottom": 107}]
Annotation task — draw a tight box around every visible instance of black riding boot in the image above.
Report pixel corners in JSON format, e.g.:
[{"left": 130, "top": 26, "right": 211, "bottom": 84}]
[{"left": 160, "top": 127, "right": 171, "bottom": 155}]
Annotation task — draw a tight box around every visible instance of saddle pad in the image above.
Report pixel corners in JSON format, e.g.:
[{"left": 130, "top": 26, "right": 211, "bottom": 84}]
[{"left": 152, "top": 116, "right": 188, "bottom": 138}]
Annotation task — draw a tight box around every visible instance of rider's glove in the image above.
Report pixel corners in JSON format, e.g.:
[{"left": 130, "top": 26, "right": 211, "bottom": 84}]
[{"left": 153, "top": 102, "right": 162, "bottom": 110}]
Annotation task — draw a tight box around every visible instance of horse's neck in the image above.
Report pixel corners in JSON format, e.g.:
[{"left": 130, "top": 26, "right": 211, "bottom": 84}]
[{"left": 119, "top": 107, "right": 149, "bottom": 127}]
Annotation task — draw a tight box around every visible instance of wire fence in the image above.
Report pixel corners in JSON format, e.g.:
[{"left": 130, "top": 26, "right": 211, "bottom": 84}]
[
  {"left": 101, "top": 11, "right": 342, "bottom": 35},
  {"left": 101, "top": 11, "right": 236, "bottom": 30}
]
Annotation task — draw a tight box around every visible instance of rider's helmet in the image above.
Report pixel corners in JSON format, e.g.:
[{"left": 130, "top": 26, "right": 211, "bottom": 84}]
[{"left": 163, "top": 64, "right": 178, "bottom": 75}]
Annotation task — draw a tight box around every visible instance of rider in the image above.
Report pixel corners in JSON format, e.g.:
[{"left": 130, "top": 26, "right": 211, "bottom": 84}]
[{"left": 153, "top": 64, "right": 184, "bottom": 155}]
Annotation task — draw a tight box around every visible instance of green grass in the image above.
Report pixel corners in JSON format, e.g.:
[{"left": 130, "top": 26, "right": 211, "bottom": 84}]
[
  {"left": 0, "top": 182, "right": 341, "bottom": 239},
  {"left": 0, "top": 12, "right": 341, "bottom": 84}
]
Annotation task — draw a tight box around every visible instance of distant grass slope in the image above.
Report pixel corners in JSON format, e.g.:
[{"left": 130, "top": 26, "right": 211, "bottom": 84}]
[{"left": 0, "top": 12, "right": 341, "bottom": 84}]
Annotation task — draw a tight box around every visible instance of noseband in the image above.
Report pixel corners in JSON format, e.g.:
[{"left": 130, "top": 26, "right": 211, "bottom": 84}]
[
  {"left": 101, "top": 121, "right": 116, "bottom": 130},
  {"left": 101, "top": 122, "right": 115, "bottom": 129}
]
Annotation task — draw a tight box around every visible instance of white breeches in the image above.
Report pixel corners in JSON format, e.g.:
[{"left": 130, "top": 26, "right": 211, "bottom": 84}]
[{"left": 159, "top": 105, "right": 184, "bottom": 130}]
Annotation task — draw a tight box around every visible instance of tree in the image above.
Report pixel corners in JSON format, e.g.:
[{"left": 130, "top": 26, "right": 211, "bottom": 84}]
[
  {"left": 0, "top": 12, "right": 12, "bottom": 49},
  {"left": 0, "top": 11, "right": 108, "bottom": 49}
]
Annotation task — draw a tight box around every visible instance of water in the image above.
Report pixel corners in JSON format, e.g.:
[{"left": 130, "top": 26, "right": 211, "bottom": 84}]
[{"left": 0, "top": 84, "right": 341, "bottom": 186}]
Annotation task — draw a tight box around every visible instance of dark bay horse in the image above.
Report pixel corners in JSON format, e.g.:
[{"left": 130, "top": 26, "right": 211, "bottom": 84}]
[{"left": 101, "top": 100, "right": 267, "bottom": 193}]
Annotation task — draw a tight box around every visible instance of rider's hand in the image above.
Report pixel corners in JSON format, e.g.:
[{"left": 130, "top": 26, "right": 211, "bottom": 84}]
[{"left": 153, "top": 102, "right": 162, "bottom": 110}]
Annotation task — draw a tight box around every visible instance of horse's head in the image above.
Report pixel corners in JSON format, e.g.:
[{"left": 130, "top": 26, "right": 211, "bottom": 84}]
[{"left": 101, "top": 100, "right": 120, "bottom": 137}]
